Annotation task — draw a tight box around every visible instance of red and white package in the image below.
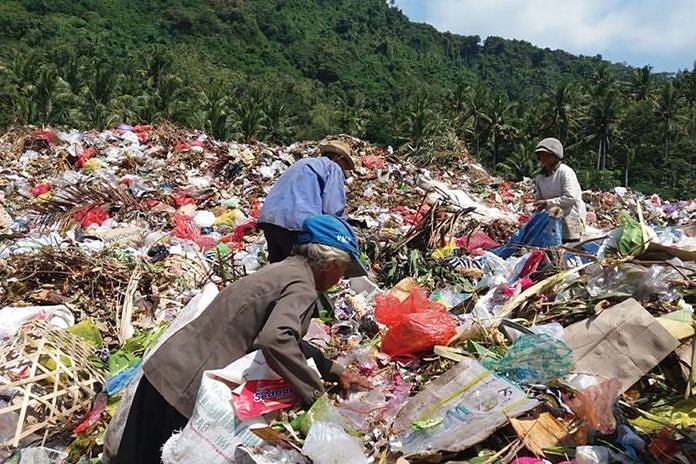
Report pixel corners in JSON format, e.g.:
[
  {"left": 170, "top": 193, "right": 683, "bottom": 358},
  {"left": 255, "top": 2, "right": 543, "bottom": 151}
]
[{"left": 231, "top": 378, "right": 300, "bottom": 419}]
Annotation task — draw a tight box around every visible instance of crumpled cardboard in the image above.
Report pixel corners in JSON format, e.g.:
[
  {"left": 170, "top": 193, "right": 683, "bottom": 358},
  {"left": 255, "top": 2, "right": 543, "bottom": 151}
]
[{"left": 563, "top": 298, "right": 680, "bottom": 392}]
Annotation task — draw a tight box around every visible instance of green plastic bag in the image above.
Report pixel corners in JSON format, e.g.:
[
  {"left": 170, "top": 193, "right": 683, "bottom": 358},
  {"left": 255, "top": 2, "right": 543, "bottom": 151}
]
[
  {"left": 617, "top": 204, "right": 650, "bottom": 256},
  {"left": 297, "top": 394, "right": 345, "bottom": 436}
]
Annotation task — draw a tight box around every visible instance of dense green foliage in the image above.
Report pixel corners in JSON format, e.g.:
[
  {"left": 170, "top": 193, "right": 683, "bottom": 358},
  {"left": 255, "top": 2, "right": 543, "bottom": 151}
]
[{"left": 1, "top": 0, "right": 695, "bottom": 197}]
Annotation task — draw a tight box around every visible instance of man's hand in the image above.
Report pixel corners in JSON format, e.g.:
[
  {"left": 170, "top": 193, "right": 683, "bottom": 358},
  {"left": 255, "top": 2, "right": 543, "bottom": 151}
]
[
  {"left": 338, "top": 369, "right": 373, "bottom": 395},
  {"left": 533, "top": 199, "right": 547, "bottom": 212}
]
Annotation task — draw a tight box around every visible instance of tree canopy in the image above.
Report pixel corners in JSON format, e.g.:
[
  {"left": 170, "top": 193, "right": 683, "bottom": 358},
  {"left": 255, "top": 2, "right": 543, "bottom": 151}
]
[{"left": 1, "top": 0, "right": 695, "bottom": 197}]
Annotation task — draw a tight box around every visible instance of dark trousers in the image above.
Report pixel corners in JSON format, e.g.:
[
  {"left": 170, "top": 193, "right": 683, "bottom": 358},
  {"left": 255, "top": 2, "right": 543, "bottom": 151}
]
[
  {"left": 116, "top": 377, "right": 188, "bottom": 464},
  {"left": 259, "top": 223, "right": 299, "bottom": 263}
]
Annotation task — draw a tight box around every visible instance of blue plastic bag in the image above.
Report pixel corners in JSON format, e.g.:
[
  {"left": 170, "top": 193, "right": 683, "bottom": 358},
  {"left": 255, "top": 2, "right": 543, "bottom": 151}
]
[
  {"left": 106, "top": 361, "right": 142, "bottom": 395},
  {"left": 493, "top": 211, "right": 562, "bottom": 258}
]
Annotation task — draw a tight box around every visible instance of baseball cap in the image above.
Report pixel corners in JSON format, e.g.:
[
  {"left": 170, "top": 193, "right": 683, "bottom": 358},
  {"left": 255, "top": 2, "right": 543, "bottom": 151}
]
[{"left": 297, "top": 215, "right": 360, "bottom": 263}]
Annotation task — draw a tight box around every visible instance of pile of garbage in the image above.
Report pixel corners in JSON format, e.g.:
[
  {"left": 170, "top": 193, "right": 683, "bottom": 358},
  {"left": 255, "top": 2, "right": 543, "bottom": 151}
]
[{"left": 1, "top": 124, "right": 695, "bottom": 464}]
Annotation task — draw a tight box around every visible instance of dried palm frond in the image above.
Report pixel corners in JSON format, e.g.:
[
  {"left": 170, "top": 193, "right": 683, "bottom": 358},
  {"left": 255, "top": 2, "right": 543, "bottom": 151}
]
[{"left": 28, "top": 178, "right": 139, "bottom": 229}]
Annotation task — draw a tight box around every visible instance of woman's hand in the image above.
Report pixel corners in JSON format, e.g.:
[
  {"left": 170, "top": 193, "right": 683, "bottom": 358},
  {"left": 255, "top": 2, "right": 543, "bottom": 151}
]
[{"left": 338, "top": 369, "right": 373, "bottom": 394}]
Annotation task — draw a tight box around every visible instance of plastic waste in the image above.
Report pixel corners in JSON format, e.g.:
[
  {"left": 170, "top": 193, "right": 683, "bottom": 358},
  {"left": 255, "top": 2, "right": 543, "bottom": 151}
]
[
  {"left": 617, "top": 212, "right": 650, "bottom": 256},
  {"left": 493, "top": 211, "right": 563, "bottom": 259},
  {"left": 482, "top": 333, "right": 572, "bottom": 384},
  {"left": 393, "top": 358, "right": 538, "bottom": 457},
  {"left": 574, "top": 445, "right": 634, "bottom": 464},
  {"left": 193, "top": 210, "right": 216, "bottom": 228},
  {"left": 73, "top": 392, "right": 108, "bottom": 434},
  {"left": 0, "top": 305, "right": 75, "bottom": 339},
  {"left": 337, "top": 389, "right": 388, "bottom": 432},
  {"left": 362, "top": 155, "right": 385, "bottom": 170},
  {"left": 430, "top": 287, "right": 470, "bottom": 308},
  {"left": 374, "top": 287, "right": 444, "bottom": 327},
  {"left": 9, "top": 447, "right": 68, "bottom": 464},
  {"left": 75, "top": 146, "right": 96, "bottom": 168},
  {"left": 584, "top": 261, "right": 682, "bottom": 302},
  {"left": 172, "top": 214, "right": 217, "bottom": 250},
  {"left": 147, "top": 244, "right": 169, "bottom": 263},
  {"left": 616, "top": 424, "right": 645, "bottom": 460},
  {"left": 29, "top": 184, "right": 51, "bottom": 196},
  {"left": 508, "top": 322, "right": 564, "bottom": 341},
  {"left": 567, "top": 378, "right": 621, "bottom": 443},
  {"left": 298, "top": 394, "right": 346, "bottom": 436},
  {"left": 376, "top": 288, "right": 456, "bottom": 355},
  {"left": 431, "top": 240, "right": 457, "bottom": 259},
  {"left": 72, "top": 206, "right": 109, "bottom": 227},
  {"left": 232, "top": 377, "right": 300, "bottom": 420},
  {"left": 106, "top": 361, "right": 142, "bottom": 395},
  {"left": 302, "top": 422, "right": 368, "bottom": 464},
  {"left": 456, "top": 231, "right": 499, "bottom": 253},
  {"left": 630, "top": 398, "right": 696, "bottom": 432},
  {"left": 234, "top": 445, "right": 308, "bottom": 464}
]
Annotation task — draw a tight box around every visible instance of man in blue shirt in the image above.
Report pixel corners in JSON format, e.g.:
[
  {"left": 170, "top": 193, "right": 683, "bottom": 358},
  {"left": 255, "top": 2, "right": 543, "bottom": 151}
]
[{"left": 258, "top": 140, "right": 355, "bottom": 263}]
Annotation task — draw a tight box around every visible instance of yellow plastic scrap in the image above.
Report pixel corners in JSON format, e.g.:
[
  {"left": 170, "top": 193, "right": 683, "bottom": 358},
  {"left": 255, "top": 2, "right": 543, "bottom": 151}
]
[
  {"left": 37, "top": 192, "right": 52, "bottom": 203},
  {"left": 431, "top": 240, "right": 457, "bottom": 260},
  {"left": 83, "top": 158, "right": 105, "bottom": 173},
  {"left": 214, "top": 209, "right": 245, "bottom": 227},
  {"left": 631, "top": 399, "right": 696, "bottom": 432}
]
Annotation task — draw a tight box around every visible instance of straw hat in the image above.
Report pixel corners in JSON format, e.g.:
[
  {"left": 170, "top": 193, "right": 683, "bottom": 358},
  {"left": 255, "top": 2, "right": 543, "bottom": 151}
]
[{"left": 319, "top": 140, "right": 355, "bottom": 171}]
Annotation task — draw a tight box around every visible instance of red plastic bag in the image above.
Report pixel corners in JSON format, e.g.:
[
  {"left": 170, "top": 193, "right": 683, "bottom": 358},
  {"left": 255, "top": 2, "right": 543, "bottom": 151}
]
[
  {"left": 455, "top": 231, "right": 499, "bottom": 253},
  {"left": 73, "top": 392, "right": 107, "bottom": 434},
  {"left": 648, "top": 428, "right": 677, "bottom": 464},
  {"left": 250, "top": 198, "right": 261, "bottom": 219},
  {"left": 375, "top": 286, "right": 456, "bottom": 356},
  {"left": 30, "top": 183, "right": 51, "bottom": 196},
  {"left": 362, "top": 155, "right": 385, "bottom": 170},
  {"left": 174, "top": 140, "right": 205, "bottom": 153},
  {"left": 221, "top": 220, "right": 257, "bottom": 242},
  {"left": 72, "top": 206, "right": 109, "bottom": 227},
  {"left": 381, "top": 310, "right": 456, "bottom": 356},
  {"left": 75, "top": 146, "right": 96, "bottom": 169},
  {"left": 32, "top": 130, "right": 55, "bottom": 144},
  {"left": 375, "top": 287, "right": 444, "bottom": 327},
  {"left": 172, "top": 192, "right": 195, "bottom": 208},
  {"left": 517, "top": 249, "right": 545, "bottom": 280},
  {"left": 172, "top": 214, "right": 199, "bottom": 241},
  {"left": 172, "top": 214, "right": 217, "bottom": 251}
]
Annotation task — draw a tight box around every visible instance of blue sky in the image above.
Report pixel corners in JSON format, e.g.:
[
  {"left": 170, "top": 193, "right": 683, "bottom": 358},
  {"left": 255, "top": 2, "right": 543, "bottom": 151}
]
[{"left": 394, "top": 0, "right": 695, "bottom": 73}]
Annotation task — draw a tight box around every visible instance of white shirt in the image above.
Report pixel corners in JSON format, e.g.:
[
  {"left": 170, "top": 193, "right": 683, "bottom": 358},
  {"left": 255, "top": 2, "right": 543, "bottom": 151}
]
[{"left": 535, "top": 163, "right": 587, "bottom": 240}]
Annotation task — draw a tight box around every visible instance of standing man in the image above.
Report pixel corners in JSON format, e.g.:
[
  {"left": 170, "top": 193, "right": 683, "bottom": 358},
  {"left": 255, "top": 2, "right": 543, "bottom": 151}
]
[
  {"left": 533, "top": 137, "right": 587, "bottom": 242},
  {"left": 258, "top": 140, "right": 355, "bottom": 263}
]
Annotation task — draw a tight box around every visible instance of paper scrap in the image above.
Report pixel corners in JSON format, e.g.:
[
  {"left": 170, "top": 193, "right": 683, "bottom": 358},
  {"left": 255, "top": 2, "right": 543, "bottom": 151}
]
[{"left": 510, "top": 412, "right": 575, "bottom": 457}]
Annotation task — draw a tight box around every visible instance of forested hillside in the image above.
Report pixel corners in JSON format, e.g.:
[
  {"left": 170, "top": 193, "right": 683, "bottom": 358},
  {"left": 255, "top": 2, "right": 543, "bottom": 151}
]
[{"left": 1, "top": 0, "right": 695, "bottom": 197}]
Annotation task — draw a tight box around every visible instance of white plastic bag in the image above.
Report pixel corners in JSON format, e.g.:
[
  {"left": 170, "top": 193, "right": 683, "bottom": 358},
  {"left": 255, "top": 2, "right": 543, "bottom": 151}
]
[
  {"left": 0, "top": 305, "right": 74, "bottom": 339},
  {"left": 302, "top": 422, "right": 368, "bottom": 464}
]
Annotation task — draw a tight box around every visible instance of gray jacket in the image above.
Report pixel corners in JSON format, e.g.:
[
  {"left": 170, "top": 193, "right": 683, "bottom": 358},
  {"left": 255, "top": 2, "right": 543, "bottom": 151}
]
[{"left": 535, "top": 163, "right": 587, "bottom": 240}]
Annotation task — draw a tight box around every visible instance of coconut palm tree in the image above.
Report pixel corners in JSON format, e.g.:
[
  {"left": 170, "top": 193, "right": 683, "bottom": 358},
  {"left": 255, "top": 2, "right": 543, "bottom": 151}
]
[
  {"left": 585, "top": 65, "right": 620, "bottom": 170},
  {"left": 540, "top": 81, "right": 578, "bottom": 142},
  {"left": 655, "top": 82, "right": 683, "bottom": 162},
  {"left": 628, "top": 65, "right": 654, "bottom": 102}
]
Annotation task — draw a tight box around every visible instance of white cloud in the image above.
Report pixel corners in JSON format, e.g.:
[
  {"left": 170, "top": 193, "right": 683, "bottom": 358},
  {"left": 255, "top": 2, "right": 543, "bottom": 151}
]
[{"left": 396, "top": 0, "right": 696, "bottom": 71}]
